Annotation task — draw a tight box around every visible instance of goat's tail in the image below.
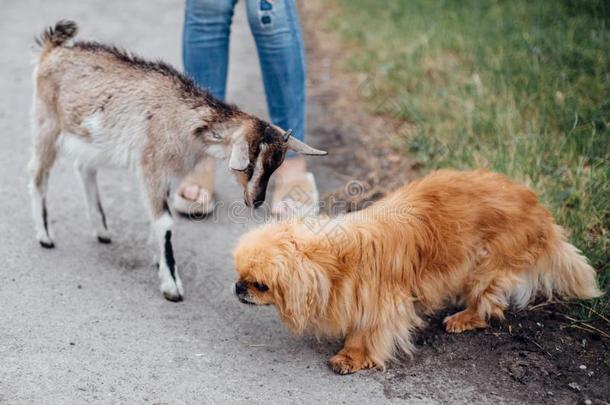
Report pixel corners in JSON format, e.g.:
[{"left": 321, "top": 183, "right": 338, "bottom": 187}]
[
  {"left": 35, "top": 20, "right": 78, "bottom": 53},
  {"left": 512, "top": 225, "right": 603, "bottom": 308}
]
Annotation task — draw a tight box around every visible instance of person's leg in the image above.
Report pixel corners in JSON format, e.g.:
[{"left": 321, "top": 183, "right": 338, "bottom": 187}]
[
  {"left": 177, "top": 0, "right": 238, "bottom": 214},
  {"left": 183, "top": 0, "right": 238, "bottom": 100},
  {"left": 245, "top": 0, "right": 318, "bottom": 216}
]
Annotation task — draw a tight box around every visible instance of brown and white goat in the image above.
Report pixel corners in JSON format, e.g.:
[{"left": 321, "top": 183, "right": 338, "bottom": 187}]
[{"left": 28, "top": 20, "right": 326, "bottom": 302}]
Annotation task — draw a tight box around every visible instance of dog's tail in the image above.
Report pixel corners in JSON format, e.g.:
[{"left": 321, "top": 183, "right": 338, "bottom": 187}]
[
  {"left": 512, "top": 225, "right": 603, "bottom": 308},
  {"left": 35, "top": 20, "right": 78, "bottom": 54}
]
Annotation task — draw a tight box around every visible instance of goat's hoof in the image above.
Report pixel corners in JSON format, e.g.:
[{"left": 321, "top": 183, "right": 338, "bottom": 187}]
[
  {"left": 39, "top": 240, "right": 55, "bottom": 249},
  {"left": 160, "top": 279, "right": 184, "bottom": 302},
  {"left": 159, "top": 269, "right": 184, "bottom": 303},
  {"left": 37, "top": 233, "right": 55, "bottom": 249},
  {"left": 97, "top": 236, "right": 112, "bottom": 244},
  {"left": 163, "top": 291, "right": 183, "bottom": 302}
]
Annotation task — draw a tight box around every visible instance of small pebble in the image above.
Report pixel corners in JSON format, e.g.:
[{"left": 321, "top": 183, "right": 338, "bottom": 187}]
[
  {"left": 69, "top": 342, "right": 75, "bottom": 346},
  {"left": 568, "top": 382, "right": 581, "bottom": 392},
  {"left": 579, "top": 365, "right": 587, "bottom": 370},
  {"left": 584, "top": 400, "right": 592, "bottom": 405}
]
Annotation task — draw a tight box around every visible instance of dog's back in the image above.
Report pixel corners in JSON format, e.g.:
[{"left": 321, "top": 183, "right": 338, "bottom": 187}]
[
  {"left": 366, "top": 169, "right": 601, "bottom": 314},
  {"left": 33, "top": 22, "right": 215, "bottom": 168}
]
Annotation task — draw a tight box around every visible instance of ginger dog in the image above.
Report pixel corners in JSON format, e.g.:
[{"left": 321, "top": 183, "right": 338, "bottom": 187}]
[{"left": 232, "top": 169, "right": 602, "bottom": 374}]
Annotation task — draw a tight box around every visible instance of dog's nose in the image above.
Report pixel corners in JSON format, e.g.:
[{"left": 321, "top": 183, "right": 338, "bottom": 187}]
[{"left": 235, "top": 281, "right": 247, "bottom": 296}]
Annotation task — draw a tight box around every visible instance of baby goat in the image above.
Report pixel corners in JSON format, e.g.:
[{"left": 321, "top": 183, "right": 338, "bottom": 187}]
[{"left": 28, "top": 20, "right": 326, "bottom": 302}]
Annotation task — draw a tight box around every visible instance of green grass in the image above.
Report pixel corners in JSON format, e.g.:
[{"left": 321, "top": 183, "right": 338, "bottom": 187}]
[{"left": 328, "top": 0, "right": 610, "bottom": 317}]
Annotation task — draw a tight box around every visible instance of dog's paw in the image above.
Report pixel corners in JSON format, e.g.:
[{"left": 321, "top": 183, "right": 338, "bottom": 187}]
[
  {"left": 328, "top": 352, "right": 375, "bottom": 375},
  {"left": 443, "top": 311, "right": 486, "bottom": 333}
]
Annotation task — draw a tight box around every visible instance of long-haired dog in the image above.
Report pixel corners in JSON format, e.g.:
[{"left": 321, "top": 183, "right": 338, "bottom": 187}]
[{"left": 232, "top": 169, "right": 602, "bottom": 374}]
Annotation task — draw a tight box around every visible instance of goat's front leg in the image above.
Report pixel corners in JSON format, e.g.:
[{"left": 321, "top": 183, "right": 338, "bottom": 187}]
[
  {"left": 143, "top": 177, "right": 184, "bottom": 302},
  {"left": 152, "top": 210, "right": 183, "bottom": 302}
]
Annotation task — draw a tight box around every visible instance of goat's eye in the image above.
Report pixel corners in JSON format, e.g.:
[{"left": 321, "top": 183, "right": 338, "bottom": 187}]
[
  {"left": 212, "top": 132, "right": 222, "bottom": 140},
  {"left": 254, "top": 282, "right": 269, "bottom": 292}
]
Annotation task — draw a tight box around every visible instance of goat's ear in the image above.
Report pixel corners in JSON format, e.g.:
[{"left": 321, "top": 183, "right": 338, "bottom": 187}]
[
  {"left": 286, "top": 136, "right": 327, "bottom": 156},
  {"left": 229, "top": 139, "right": 250, "bottom": 171}
]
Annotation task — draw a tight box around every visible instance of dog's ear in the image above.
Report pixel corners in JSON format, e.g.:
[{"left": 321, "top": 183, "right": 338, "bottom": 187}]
[
  {"left": 275, "top": 265, "right": 317, "bottom": 334},
  {"left": 274, "top": 248, "right": 331, "bottom": 334}
]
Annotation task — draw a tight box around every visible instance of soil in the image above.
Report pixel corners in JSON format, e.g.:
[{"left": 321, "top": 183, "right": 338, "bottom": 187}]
[
  {"left": 301, "top": 1, "right": 419, "bottom": 215},
  {"left": 404, "top": 304, "right": 610, "bottom": 404},
  {"left": 300, "top": 1, "right": 610, "bottom": 404}
]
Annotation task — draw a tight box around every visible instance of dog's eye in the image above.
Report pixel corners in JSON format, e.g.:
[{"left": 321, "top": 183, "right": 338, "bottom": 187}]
[{"left": 253, "top": 282, "right": 269, "bottom": 292}]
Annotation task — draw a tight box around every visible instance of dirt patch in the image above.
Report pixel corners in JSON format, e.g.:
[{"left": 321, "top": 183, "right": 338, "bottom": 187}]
[
  {"left": 300, "top": 1, "right": 610, "bottom": 404},
  {"left": 301, "top": 1, "right": 418, "bottom": 214},
  {"left": 397, "top": 304, "right": 610, "bottom": 404}
]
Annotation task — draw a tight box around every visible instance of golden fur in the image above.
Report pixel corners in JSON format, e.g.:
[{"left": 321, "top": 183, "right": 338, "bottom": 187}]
[{"left": 233, "top": 169, "right": 602, "bottom": 374}]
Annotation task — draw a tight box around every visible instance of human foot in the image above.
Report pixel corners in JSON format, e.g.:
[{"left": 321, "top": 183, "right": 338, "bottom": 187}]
[
  {"left": 173, "top": 158, "right": 216, "bottom": 216},
  {"left": 271, "top": 157, "right": 319, "bottom": 217}
]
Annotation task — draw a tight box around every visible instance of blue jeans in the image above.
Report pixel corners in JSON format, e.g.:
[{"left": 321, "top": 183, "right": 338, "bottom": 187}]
[{"left": 183, "top": 0, "right": 306, "bottom": 154}]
